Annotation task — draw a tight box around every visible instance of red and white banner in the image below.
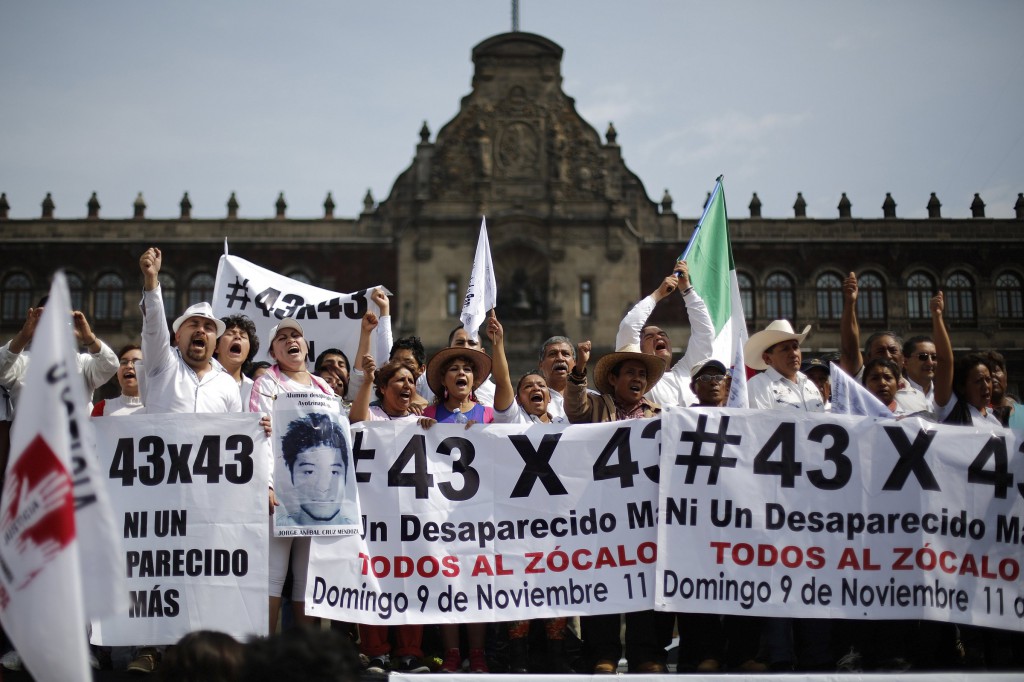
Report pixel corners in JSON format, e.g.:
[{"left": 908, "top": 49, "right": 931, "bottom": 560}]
[
  {"left": 0, "top": 271, "right": 122, "bottom": 682},
  {"left": 90, "top": 412, "right": 270, "bottom": 645},
  {"left": 307, "top": 419, "right": 661, "bottom": 624},
  {"left": 657, "top": 407, "right": 1024, "bottom": 632}
]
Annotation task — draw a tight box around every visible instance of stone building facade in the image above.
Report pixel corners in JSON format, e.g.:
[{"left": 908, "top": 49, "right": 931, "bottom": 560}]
[{"left": 3, "top": 31, "right": 1024, "bottom": 387}]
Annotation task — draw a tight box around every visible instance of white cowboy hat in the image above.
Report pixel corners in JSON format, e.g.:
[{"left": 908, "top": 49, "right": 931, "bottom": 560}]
[
  {"left": 594, "top": 343, "right": 667, "bottom": 396},
  {"left": 172, "top": 302, "right": 226, "bottom": 337},
  {"left": 743, "top": 320, "right": 811, "bottom": 371}
]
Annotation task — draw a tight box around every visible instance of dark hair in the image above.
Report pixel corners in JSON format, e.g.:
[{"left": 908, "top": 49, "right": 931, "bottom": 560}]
[
  {"left": 161, "top": 630, "right": 244, "bottom": 682},
  {"left": 984, "top": 349, "right": 1006, "bottom": 373},
  {"left": 390, "top": 336, "right": 426, "bottom": 368},
  {"left": 245, "top": 361, "right": 272, "bottom": 379},
  {"left": 861, "top": 357, "right": 902, "bottom": 386},
  {"left": 539, "top": 336, "right": 575, "bottom": 362},
  {"left": 447, "top": 325, "right": 466, "bottom": 346},
  {"left": 218, "top": 314, "right": 260, "bottom": 373},
  {"left": 374, "top": 358, "right": 419, "bottom": 402},
  {"left": 314, "top": 348, "right": 349, "bottom": 373},
  {"left": 281, "top": 413, "right": 348, "bottom": 480},
  {"left": 515, "top": 372, "right": 547, "bottom": 396},
  {"left": 117, "top": 343, "right": 141, "bottom": 359},
  {"left": 953, "top": 353, "right": 994, "bottom": 401},
  {"left": 242, "top": 629, "right": 360, "bottom": 682},
  {"left": 902, "top": 335, "right": 933, "bottom": 358},
  {"left": 864, "top": 330, "right": 904, "bottom": 357}
]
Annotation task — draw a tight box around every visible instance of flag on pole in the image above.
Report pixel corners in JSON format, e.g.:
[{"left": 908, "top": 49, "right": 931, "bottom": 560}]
[
  {"left": 829, "top": 361, "right": 894, "bottom": 418},
  {"left": 460, "top": 218, "right": 497, "bottom": 341},
  {"left": 0, "top": 271, "right": 100, "bottom": 682},
  {"left": 682, "top": 178, "right": 749, "bottom": 407}
]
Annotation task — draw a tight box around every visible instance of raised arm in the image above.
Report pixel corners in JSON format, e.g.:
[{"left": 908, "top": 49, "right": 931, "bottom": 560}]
[
  {"left": 675, "top": 261, "right": 715, "bottom": 373},
  {"left": 614, "top": 274, "right": 678, "bottom": 349},
  {"left": 565, "top": 340, "right": 595, "bottom": 423},
  {"left": 487, "top": 312, "right": 514, "bottom": 412},
  {"left": 138, "top": 247, "right": 175, "bottom": 384},
  {"left": 839, "top": 271, "right": 862, "bottom": 376},
  {"left": 371, "top": 288, "right": 394, "bottom": 368},
  {"left": 348, "top": 354, "right": 377, "bottom": 424},
  {"left": 73, "top": 311, "right": 118, "bottom": 391},
  {"left": 931, "top": 292, "right": 953, "bottom": 408}
]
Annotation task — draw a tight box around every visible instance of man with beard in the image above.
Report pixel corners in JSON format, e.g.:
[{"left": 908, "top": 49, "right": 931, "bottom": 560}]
[
  {"left": 138, "top": 248, "right": 240, "bottom": 413},
  {"left": 615, "top": 261, "right": 714, "bottom": 408}
]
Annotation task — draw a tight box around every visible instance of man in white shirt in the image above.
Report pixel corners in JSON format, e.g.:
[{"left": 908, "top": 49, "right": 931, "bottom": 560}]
[
  {"left": 615, "top": 261, "right": 714, "bottom": 408},
  {"left": 138, "top": 247, "right": 241, "bottom": 415},
  {"left": 0, "top": 301, "right": 118, "bottom": 412},
  {"left": 537, "top": 335, "right": 576, "bottom": 420},
  {"left": 745, "top": 320, "right": 824, "bottom": 413}
]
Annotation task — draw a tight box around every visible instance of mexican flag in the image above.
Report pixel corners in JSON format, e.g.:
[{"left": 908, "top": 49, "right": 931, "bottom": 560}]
[{"left": 682, "top": 178, "right": 749, "bottom": 407}]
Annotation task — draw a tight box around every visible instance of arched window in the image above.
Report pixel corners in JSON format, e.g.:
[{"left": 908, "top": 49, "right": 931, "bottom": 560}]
[
  {"left": 287, "top": 271, "right": 312, "bottom": 285},
  {"left": 905, "top": 272, "right": 935, "bottom": 320},
  {"left": 1, "top": 273, "right": 32, "bottom": 323},
  {"left": 159, "top": 273, "right": 177, "bottom": 319},
  {"left": 737, "top": 272, "right": 755, "bottom": 324},
  {"left": 764, "top": 272, "right": 795, "bottom": 322},
  {"left": 945, "top": 271, "right": 975, "bottom": 322},
  {"left": 815, "top": 272, "right": 843, "bottom": 321},
  {"left": 995, "top": 272, "right": 1024, "bottom": 320},
  {"left": 856, "top": 272, "right": 886, "bottom": 323},
  {"left": 65, "top": 272, "right": 85, "bottom": 312},
  {"left": 94, "top": 273, "right": 125, "bottom": 322},
  {"left": 187, "top": 273, "right": 215, "bottom": 306}
]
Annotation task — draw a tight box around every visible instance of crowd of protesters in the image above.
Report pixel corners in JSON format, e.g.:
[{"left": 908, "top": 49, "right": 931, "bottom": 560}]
[{"left": 0, "top": 249, "right": 1021, "bottom": 676}]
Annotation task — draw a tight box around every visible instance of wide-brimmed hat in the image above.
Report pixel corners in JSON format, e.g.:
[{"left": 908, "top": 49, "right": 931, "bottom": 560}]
[
  {"left": 690, "top": 358, "right": 728, "bottom": 379},
  {"left": 425, "top": 347, "right": 492, "bottom": 396},
  {"left": 744, "top": 320, "right": 811, "bottom": 371},
  {"left": 267, "top": 318, "right": 303, "bottom": 348},
  {"left": 594, "top": 343, "right": 667, "bottom": 396},
  {"left": 172, "top": 302, "right": 226, "bottom": 337}
]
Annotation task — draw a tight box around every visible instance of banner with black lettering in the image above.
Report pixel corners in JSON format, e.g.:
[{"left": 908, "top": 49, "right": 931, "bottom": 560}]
[
  {"left": 90, "top": 413, "right": 270, "bottom": 645},
  {"left": 272, "top": 392, "right": 360, "bottom": 537},
  {"left": 212, "top": 253, "right": 384, "bottom": 369},
  {"left": 307, "top": 419, "right": 661, "bottom": 624},
  {"left": 656, "top": 407, "right": 1024, "bottom": 632}
]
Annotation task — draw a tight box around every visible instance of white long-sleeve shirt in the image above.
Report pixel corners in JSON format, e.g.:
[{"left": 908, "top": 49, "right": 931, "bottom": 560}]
[
  {"left": 0, "top": 338, "right": 118, "bottom": 414},
  {"left": 747, "top": 366, "right": 825, "bottom": 412},
  {"left": 139, "top": 286, "right": 241, "bottom": 414},
  {"left": 615, "top": 288, "right": 715, "bottom": 407}
]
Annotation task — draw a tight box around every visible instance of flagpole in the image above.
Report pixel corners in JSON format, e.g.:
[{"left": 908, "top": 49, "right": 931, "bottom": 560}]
[{"left": 679, "top": 174, "right": 724, "bottom": 263}]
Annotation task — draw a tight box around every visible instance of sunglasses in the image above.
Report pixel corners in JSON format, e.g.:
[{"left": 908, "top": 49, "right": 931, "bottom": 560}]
[{"left": 915, "top": 353, "right": 938, "bottom": 361}]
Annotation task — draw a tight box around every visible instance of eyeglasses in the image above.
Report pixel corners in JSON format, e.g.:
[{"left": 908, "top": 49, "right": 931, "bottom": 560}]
[
  {"left": 695, "top": 374, "right": 727, "bottom": 384},
  {"left": 119, "top": 358, "right": 139, "bottom": 366},
  {"left": 915, "top": 353, "right": 938, "bottom": 361}
]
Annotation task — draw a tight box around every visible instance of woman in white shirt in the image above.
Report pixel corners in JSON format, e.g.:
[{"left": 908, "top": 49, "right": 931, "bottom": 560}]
[{"left": 932, "top": 292, "right": 1001, "bottom": 428}]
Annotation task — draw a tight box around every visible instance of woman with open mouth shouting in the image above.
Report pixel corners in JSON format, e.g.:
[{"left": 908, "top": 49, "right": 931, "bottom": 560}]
[
  {"left": 249, "top": 317, "right": 334, "bottom": 635},
  {"left": 487, "top": 311, "right": 564, "bottom": 425}
]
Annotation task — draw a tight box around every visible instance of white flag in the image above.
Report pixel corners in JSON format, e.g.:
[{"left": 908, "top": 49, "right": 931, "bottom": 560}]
[
  {"left": 0, "top": 272, "right": 94, "bottom": 682},
  {"left": 829, "top": 361, "right": 893, "bottom": 418},
  {"left": 460, "top": 218, "right": 497, "bottom": 341}
]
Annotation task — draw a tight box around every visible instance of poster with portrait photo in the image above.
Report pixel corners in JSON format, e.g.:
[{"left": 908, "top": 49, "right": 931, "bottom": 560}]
[{"left": 271, "top": 392, "right": 360, "bottom": 537}]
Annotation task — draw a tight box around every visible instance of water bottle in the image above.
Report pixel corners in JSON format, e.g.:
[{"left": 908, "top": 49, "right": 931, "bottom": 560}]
[{"left": 453, "top": 408, "right": 469, "bottom": 424}]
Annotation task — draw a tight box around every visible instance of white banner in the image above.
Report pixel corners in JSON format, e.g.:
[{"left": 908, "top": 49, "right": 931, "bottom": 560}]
[
  {"left": 307, "top": 419, "right": 662, "bottom": 624},
  {"left": 271, "top": 392, "right": 360, "bottom": 537},
  {"left": 90, "top": 413, "right": 270, "bottom": 645},
  {"left": 657, "top": 407, "right": 1024, "bottom": 632},
  {"left": 212, "top": 253, "right": 384, "bottom": 367}
]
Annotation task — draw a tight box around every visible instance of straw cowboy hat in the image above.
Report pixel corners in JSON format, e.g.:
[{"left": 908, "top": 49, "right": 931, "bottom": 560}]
[
  {"left": 594, "top": 343, "right": 667, "bottom": 395},
  {"left": 425, "top": 347, "right": 493, "bottom": 396},
  {"left": 743, "top": 320, "right": 811, "bottom": 371}
]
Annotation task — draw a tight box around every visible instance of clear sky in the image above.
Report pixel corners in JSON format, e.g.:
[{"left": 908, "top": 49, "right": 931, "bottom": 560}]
[{"left": 1, "top": 1, "right": 1022, "bottom": 221}]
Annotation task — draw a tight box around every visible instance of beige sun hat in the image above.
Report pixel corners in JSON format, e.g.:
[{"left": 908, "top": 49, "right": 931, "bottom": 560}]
[
  {"left": 593, "top": 343, "right": 667, "bottom": 395},
  {"left": 743, "top": 320, "right": 811, "bottom": 371},
  {"left": 425, "top": 347, "right": 493, "bottom": 396}
]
